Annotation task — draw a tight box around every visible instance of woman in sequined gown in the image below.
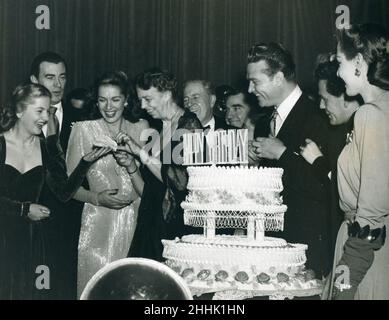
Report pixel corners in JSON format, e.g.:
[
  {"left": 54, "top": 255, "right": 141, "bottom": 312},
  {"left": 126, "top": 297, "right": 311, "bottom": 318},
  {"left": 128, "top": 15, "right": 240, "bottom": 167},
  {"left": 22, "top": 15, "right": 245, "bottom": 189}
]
[{"left": 66, "top": 71, "right": 148, "bottom": 297}]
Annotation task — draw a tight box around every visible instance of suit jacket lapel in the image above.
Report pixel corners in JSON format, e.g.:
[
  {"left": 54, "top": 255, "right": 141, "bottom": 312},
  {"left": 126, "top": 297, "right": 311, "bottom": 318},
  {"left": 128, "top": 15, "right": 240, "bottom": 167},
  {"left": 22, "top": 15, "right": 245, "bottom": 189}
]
[{"left": 276, "top": 95, "right": 307, "bottom": 143}]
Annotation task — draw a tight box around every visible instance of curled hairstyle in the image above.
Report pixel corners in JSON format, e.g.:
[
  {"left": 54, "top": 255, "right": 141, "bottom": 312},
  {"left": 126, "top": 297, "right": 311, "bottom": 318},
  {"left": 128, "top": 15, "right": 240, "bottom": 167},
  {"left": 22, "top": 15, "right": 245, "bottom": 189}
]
[
  {"left": 247, "top": 42, "right": 296, "bottom": 81},
  {"left": 315, "top": 59, "right": 364, "bottom": 105},
  {"left": 135, "top": 67, "right": 178, "bottom": 102},
  {"left": 315, "top": 60, "right": 347, "bottom": 98},
  {"left": 90, "top": 70, "right": 141, "bottom": 122},
  {"left": 0, "top": 83, "right": 51, "bottom": 132},
  {"left": 338, "top": 23, "right": 389, "bottom": 90},
  {"left": 30, "top": 51, "right": 67, "bottom": 78}
]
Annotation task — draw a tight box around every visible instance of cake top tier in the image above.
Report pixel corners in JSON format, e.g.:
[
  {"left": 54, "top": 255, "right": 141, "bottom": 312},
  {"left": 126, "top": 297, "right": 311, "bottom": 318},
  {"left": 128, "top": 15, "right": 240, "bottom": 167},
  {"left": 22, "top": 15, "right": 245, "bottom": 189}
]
[
  {"left": 183, "top": 129, "right": 248, "bottom": 166},
  {"left": 186, "top": 166, "right": 284, "bottom": 192}
]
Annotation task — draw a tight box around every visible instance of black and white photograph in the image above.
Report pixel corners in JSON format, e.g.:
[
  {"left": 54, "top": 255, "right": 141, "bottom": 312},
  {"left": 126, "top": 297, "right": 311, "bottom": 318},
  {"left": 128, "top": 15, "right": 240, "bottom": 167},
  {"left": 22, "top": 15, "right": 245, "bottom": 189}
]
[{"left": 0, "top": 0, "right": 388, "bottom": 303}]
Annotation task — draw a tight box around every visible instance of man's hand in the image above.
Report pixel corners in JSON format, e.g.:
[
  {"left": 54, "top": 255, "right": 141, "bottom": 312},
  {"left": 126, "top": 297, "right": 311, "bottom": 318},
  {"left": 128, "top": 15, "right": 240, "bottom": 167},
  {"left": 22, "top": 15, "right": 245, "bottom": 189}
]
[
  {"left": 248, "top": 140, "right": 261, "bottom": 164},
  {"left": 251, "top": 137, "right": 286, "bottom": 160}
]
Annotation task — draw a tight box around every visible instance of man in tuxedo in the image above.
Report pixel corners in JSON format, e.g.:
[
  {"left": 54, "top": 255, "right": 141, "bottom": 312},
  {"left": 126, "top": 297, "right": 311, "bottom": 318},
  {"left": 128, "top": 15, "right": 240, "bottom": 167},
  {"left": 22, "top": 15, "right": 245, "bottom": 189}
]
[
  {"left": 248, "top": 43, "right": 331, "bottom": 278},
  {"left": 30, "top": 52, "right": 72, "bottom": 151},
  {"left": 183, "top": 80, "right": 230, "bottom": 130},
  {"left": 30, "top": 52, "right": 80, "bottom": 299}
]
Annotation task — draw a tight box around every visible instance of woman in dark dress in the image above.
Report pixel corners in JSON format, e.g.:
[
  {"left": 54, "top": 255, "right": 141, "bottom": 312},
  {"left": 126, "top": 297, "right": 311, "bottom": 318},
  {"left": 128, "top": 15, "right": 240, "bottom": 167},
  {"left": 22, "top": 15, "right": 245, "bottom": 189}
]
[
  {"left": 0, "top": 83, "right": 110, "bottom": 299},
  {"left": 115, "top": 68, "right": 202, "bottom": 261}
]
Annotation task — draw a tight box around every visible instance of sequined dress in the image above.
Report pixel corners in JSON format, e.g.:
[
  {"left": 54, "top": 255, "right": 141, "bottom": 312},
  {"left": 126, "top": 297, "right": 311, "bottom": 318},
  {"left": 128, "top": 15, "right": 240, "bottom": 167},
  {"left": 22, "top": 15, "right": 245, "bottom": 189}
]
[{"left": 66, "top": 120, "right": 137, "bottom": 298}]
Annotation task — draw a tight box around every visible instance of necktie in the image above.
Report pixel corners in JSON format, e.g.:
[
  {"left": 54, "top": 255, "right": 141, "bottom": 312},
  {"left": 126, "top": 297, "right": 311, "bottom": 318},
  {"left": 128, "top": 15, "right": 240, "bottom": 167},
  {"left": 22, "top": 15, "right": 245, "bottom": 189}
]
[
  {"left": 47, "top": 106, "right": 60, "bottom": 137},
  {"left": 270, "top": 108, "right": 279, "bottom": 137}
]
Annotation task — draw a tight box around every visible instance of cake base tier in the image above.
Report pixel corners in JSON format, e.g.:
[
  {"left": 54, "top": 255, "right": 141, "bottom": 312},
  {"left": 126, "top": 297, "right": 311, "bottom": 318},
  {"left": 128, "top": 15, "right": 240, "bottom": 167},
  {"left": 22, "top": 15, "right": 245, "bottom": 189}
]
[
  {"left": 162, "top": 237, "right": 307, "bottom": 270},
  {"left": 191, "top": 285, "right": 323, "bottom": 300},
  {"left": 162, "top": 234, "right": 312, "bottom": 294}
]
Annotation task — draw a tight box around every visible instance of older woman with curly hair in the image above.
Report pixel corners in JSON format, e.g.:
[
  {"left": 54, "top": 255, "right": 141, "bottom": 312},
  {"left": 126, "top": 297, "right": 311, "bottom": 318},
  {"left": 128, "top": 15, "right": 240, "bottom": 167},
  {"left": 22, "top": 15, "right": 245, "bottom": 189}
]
[{"left": 116, "top": 67, "right": 203, "bottom": 261}]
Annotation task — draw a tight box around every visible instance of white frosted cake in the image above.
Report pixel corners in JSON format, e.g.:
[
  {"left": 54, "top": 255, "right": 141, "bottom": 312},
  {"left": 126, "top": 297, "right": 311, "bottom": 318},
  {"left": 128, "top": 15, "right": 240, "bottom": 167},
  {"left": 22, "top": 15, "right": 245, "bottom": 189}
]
[{"left": 162, "top": 129, "right": 320, "bottom": 293}]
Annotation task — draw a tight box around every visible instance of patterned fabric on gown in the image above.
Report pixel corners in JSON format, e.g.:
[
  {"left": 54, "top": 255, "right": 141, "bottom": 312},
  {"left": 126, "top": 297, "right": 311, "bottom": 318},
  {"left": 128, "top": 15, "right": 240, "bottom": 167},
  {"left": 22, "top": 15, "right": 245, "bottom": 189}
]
[
  {"left": 128, "top": 110, "right": 203, "bottom": 261},
  {"left": 66, "top": 120, "right": 137, "bottom": 298}
]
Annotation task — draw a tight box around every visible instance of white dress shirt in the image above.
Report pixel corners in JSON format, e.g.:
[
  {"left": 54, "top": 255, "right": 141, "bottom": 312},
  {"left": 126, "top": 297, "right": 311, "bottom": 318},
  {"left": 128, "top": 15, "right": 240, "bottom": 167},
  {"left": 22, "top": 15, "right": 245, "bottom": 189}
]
[
  {"left": 274, "top": 85, "right": 302, "bottom": 136},
  {"left": 203, "top": 117, "right": 216, "bottom": 131},
  {"left": 42, "top": 101, "right": 63, "bottom": 137}
]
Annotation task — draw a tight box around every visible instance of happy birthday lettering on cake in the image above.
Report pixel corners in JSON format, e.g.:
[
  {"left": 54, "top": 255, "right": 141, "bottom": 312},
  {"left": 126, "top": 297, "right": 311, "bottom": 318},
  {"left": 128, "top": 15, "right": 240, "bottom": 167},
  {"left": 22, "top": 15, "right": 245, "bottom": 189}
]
[{"left": 183, "top": 129, "right": 249, "bottom": 165}]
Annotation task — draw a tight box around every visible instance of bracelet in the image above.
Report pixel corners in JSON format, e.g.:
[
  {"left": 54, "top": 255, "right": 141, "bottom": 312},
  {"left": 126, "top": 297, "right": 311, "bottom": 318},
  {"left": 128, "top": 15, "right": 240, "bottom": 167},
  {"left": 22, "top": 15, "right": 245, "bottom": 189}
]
[
  {"left": 21, "top": 202, "right": 31, "bottom": 218},
  {"left": 128, "top": 165, "right": 138, "bottom": 175},
  {"left": 127, "top": 159, "right": 138, "bottom": 175},
  {"left": 347, "top": 221, "right": 386, "bottom": 249}
]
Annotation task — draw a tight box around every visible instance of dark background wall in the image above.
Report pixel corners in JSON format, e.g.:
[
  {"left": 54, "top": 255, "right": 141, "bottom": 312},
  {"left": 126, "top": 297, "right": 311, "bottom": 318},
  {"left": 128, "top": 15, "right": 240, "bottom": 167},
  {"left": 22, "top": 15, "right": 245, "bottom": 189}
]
[{"left": 1, "top": 0, "right": 388, "bottom": 106}]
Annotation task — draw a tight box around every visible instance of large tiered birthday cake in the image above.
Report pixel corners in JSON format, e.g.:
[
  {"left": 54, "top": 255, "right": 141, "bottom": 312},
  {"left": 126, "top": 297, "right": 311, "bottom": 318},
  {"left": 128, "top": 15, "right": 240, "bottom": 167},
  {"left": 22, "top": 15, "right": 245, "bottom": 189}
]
[{"left": 162, "top": 129, "right": 319, "bottom": 293}]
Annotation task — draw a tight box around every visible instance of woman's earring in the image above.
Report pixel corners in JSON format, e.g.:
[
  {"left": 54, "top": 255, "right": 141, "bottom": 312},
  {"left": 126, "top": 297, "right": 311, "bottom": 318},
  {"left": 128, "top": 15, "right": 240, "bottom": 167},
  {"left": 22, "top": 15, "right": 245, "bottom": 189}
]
[
  {"left": 355, "top": 69, "right": 361, "bottom": 77},
  {"left": 124, "top": 102, "right": 128, "bottom": 107}
]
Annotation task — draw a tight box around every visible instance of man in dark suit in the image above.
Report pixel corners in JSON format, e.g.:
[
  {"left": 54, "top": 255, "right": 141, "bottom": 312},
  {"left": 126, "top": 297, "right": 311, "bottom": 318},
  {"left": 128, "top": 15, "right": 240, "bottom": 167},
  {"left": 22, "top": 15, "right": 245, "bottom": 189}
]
[
  {"left": 30, "top": 52, "right": 72, "bottom": 151},
  {"left": 248, "top": 43, "right": 331, "bottom": 278},
  {"left": 183, "top": 80, "right": 230, "bottom": 130},
  {"left": 30, "top": 52, "right": 80, "bottom": 299}
]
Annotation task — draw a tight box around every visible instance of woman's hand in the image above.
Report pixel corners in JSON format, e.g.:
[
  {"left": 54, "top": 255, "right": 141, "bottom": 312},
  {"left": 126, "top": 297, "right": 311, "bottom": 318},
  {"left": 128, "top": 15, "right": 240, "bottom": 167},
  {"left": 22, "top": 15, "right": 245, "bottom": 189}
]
[
  {"left": 28, "top": 204, "right": 50, "bottom": 221},
  {"left": 300, "top": 139, "right": 323, "bottom": 165},
  {"left": 82, "top": 147, "right": 112, "bottom": 163},
  {"left": 96, "top": 189, "right": 131, "bottom": 210},
  {"left": 116, "top": 132, "right": 141, "bottom": 156}
]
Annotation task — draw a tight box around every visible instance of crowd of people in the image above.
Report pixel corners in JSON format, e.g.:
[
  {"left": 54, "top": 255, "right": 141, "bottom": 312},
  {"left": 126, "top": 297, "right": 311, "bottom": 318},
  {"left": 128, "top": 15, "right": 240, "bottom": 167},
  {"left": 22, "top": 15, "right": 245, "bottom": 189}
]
[{"left": 0, "top": 22, "right": 389, "bottom": 300}]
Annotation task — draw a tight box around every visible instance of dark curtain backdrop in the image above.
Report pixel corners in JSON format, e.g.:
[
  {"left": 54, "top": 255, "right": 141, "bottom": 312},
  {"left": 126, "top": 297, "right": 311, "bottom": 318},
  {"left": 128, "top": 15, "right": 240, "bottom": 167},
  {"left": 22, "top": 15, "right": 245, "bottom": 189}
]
[{"left": 1, "top": 0, "right": 389, "bottom": 106}]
